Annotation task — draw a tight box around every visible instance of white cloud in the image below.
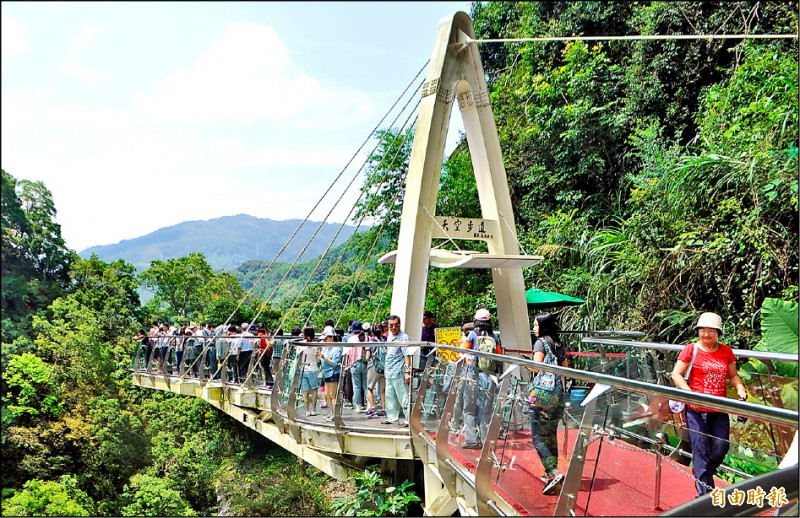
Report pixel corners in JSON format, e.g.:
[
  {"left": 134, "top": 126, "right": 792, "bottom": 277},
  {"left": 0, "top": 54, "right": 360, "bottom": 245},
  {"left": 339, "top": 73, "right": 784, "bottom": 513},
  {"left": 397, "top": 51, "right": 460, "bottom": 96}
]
[
  {"left": 132, "top": 22, "right": 374, "bottom": 128},
  {"left": 60, "top": 25, "right": 113, "bottom": 84},
  {"left": 1, "top": 12, "right": 29, "bottom": 63},
  {"left": 3, "top": 20, "right": 388, "bottom": 251}
]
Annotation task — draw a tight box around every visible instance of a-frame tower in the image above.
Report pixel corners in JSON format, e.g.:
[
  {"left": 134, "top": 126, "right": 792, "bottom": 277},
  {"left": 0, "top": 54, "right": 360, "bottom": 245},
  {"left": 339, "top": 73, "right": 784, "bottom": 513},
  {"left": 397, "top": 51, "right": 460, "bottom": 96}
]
[{"left": 380, "top": 11, "right": 541, "bottom": 354}]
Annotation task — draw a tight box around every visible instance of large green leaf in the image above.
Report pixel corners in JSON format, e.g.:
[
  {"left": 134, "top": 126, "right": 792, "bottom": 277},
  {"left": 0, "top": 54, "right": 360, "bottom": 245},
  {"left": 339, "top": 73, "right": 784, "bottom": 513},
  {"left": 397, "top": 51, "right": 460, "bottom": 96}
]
[{"left": 755, "top": 298, "right": 799, "bottom": 354}]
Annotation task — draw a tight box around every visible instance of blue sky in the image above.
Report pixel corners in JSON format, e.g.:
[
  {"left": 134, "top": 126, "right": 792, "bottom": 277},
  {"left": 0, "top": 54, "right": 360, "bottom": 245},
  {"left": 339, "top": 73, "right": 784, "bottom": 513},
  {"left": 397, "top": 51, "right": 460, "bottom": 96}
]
[{"left": 2, "top": 2, "right": 470, "bottom": 251}]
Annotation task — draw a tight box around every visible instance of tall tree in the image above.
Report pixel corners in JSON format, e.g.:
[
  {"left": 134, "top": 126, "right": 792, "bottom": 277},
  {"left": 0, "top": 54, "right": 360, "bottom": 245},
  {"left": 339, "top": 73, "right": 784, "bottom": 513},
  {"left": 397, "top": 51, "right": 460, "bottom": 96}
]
[
  {"left": 1, "top": 170, "right": 75, "bottom": 344},
  {"left": 139, "top": 253, "right": 217, "bottom": 319}
]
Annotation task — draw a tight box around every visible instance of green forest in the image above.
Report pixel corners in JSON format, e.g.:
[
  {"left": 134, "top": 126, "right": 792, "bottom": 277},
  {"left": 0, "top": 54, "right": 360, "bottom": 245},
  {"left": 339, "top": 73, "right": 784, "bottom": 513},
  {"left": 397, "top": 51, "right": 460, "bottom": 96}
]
[{"left": 2, "top": 2, "right": 797, "bottom": 516}]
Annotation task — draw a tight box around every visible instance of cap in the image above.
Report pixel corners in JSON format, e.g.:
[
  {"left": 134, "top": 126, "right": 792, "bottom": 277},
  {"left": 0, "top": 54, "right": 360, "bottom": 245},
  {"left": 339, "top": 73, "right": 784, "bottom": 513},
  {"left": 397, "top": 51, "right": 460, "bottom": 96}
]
[
  {"left": 474, "top": 308, "right": 491, "bottom": 321},
  {"left": 350, "top": 320, "right": 363, "bottom": 332},
  {"left": 362, "top": 322, "right": 371, "bottom": 331}
]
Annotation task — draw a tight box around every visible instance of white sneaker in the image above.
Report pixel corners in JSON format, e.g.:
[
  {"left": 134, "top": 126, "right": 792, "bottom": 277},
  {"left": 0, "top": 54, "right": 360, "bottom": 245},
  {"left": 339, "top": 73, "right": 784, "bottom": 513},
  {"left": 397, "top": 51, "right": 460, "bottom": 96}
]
[{"left": 325, "top": 414, "right": 334, "bottom": 421}]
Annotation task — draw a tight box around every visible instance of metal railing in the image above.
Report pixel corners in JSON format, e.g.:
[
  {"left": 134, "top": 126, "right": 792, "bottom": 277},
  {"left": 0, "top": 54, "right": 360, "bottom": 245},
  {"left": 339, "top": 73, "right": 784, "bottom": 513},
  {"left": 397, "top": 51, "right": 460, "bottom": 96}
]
[{"left": 131, "top": 335, "right": 799, "bottom": 516}]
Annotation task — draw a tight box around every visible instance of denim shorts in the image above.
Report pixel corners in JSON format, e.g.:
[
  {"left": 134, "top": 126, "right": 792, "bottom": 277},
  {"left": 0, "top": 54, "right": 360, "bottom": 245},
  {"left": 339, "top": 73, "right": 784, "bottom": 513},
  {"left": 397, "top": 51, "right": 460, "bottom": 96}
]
[
  {"left": 323, "top": 372, "right": 340, "bottom": 384},
  {"left": 301, "top": 370, "right": 319, "bottom": 390}
]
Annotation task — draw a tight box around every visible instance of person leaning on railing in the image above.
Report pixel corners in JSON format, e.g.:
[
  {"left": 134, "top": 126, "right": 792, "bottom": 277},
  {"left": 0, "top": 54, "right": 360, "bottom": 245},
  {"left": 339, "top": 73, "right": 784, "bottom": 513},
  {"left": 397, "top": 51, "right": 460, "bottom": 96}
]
[{"left": 671, "top": 312, "right": 748, "bottom": 498}]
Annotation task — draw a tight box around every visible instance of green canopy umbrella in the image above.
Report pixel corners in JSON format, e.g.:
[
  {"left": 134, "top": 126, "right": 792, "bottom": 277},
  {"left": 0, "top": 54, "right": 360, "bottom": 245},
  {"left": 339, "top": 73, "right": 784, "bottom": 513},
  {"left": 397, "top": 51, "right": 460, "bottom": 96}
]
[
  {"left": 492, "top": 287, "right": 585, "bottom": 310},
  {"left": 524, "top": 287, "right": 585, "bottom": 309},
  {"left": 490, "top": 287, "right": 585, "bottom": 310}
]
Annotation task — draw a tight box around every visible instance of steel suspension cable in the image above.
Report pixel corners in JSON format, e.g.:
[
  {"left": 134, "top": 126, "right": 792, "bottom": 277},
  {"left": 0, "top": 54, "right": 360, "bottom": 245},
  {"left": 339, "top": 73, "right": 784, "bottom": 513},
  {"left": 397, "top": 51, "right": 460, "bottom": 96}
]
[
  {"left": 288, "top": 100, "right": 421, "bottom": 331},
  {"left": 467, "top": 33, "right": 798, "bottom": 45},
  {"left": 204, "top": 61, "right": 428, "bottom": 386},
  {"left": 333, "top": 114, "right": 420, "bottom": 328},
  {"left": 243, "top": 103, "right": 421, "bottom": 386},
  {"left": 241, "top": 83, "right": 425, "bottom": 385},
  {"left": 223, "top": 60, "right": 429, "bottom": 328},
  {"left": 241, "top": 70, "right": 425, "bottom": 330},
  {"left": 257, "top": 84, "right": 423, "bottom": 335},
  {"left": 299, "top": 99, "right": 423, "bottom": 329}
]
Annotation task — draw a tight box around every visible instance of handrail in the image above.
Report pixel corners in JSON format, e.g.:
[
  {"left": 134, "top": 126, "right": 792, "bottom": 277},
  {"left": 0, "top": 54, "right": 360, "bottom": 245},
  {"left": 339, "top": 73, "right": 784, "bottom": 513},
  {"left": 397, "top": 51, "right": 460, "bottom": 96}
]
[
  {"left": 431, "top": 343, "right": 798, "bottom": 427},
  {"left": 133, "top": 338, "right": 798, "bottom": 426},
  {"left": 582, "top": 338, "right": 800, "bottom": 363},
  {"left": 133, "top": 337, "right": 798, "bottom": 516},
  {"left": 560, "top": 330, "right": 646, "bottom": 337}
]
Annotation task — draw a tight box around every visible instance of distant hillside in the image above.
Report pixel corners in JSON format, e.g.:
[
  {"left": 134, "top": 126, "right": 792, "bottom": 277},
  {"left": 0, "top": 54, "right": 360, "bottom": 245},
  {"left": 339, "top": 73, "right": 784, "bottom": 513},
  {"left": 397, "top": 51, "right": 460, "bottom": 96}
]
[{"left": 79, "top": 214, "right": 363, "bottom": 271}]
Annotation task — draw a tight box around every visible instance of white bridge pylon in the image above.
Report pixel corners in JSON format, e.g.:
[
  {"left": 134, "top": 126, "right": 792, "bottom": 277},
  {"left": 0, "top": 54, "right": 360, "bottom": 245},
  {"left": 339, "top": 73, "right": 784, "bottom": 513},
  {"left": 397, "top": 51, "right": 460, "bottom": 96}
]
[{"left": 380, "top": 11, "right": 542, "bottom": 353}]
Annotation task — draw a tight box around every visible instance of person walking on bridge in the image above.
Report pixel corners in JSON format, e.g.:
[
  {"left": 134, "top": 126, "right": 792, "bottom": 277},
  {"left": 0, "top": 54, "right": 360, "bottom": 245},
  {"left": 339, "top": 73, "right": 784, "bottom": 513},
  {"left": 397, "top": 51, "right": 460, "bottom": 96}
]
[
  {"left": 527, "top": 312, "right": 568, "bottom": 496},
  {"left": 382, "top": 315, "right": 412, "bottom": 427},
  {"left": 671, "top": 312, "right": 747, "bottom": 498},
  {"left": 237, "top": 323, "right": 255, "bottom": 384},
  {"left": 461, "top": 309, "right": 502, "bottom": 450},
  {"left": 346, "top": 321, "right": 369, "bottom": 413},
  {"left": 319, "top": 329, "right": 343, "bottom": 421},
  {"left": 297, "top": 325, "right": 320, "bottom": 416},
  {"left": 421, "top": 310, "right": 437, "bottom": 366}
]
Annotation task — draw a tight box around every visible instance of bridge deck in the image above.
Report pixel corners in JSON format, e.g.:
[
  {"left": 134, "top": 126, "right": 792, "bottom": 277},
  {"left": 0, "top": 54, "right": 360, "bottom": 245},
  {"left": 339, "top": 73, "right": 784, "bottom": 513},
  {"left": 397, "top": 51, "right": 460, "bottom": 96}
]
[{"left": 132, "top": 371, "right": 737, "bottom": 516}]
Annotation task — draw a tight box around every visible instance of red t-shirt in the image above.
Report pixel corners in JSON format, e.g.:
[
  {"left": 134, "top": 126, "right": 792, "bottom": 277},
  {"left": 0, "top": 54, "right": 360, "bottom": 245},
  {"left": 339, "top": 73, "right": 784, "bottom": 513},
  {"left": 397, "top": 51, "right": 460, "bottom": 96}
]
[{"left": 678, "top": 342, "right": 736, "bottom": 412}]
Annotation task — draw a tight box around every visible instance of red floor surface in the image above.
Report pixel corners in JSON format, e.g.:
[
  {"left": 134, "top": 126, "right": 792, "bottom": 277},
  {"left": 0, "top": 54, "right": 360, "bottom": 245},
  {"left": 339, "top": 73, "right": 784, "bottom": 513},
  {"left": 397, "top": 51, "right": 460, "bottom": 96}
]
[{"left": 447, "top": 427, "right": 729, "bottom": 516}]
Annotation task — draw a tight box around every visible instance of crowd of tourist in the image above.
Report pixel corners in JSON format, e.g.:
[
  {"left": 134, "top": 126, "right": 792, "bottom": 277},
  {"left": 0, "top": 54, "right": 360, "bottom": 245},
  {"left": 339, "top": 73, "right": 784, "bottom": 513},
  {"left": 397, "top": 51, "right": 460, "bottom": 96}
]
[
  {"left": 133, "top": 308, "right": 755, "bottom": 500},
  {"left": 135, "top": 314, "right": 432, "bottom": 425}
]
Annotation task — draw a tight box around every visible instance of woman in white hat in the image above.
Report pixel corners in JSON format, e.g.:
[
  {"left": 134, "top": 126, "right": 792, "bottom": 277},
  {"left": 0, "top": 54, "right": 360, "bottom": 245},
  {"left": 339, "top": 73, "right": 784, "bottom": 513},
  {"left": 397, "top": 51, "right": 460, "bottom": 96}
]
[{"left": 671, "top": 312, "right": 747, "bottom": 497}]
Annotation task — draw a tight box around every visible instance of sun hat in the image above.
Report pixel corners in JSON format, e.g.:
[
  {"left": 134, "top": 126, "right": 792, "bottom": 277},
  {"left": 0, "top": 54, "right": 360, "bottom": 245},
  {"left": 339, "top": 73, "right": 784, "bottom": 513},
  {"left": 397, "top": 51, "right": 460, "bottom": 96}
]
[
  {"left": 474, "top": 308, "right": 491, "bottom": 321},
  {"left": 323, "top": 325, "right": 336, "bottom": 337},
  {"left": 694, "top": 312, "right": 723, "bottom": 335}
]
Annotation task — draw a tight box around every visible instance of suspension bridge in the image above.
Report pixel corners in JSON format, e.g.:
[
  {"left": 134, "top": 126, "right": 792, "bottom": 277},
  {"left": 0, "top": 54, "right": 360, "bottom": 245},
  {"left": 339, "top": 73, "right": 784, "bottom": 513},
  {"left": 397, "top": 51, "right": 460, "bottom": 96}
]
[{"left": 131, "top": 11, "right": 799, "bottom": 516}]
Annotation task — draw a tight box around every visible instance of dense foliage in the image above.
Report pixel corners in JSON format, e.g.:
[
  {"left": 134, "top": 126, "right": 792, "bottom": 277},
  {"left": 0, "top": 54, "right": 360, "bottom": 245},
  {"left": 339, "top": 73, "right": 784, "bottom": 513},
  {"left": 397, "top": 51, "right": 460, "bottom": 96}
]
[
  {"left": 463, "top": 1, "right": 798, "bottom": 343},
  {"left": 1, "top": 2, "right": 797, "bottom": 515},
  {"left": 1, "top": 169, "right": 75, "bottom": 345},
  {"left": 0, "top": 170, "right": 337, "bottom": 516}
]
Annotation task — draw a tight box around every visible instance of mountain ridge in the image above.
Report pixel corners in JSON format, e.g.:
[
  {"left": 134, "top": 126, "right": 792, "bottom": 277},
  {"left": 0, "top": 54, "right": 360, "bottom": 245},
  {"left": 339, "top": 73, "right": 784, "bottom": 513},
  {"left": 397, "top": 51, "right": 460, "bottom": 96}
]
[{"left": 79, "top": 214, "right": 363, "bottom": 271}]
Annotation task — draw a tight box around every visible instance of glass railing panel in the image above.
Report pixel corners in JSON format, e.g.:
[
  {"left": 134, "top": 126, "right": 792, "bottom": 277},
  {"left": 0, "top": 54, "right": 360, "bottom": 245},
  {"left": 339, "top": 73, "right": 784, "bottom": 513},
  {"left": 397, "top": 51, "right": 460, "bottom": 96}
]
[
  {"left": 182, "top": 337, "right": 203, "bottom": 379},
  {"left": 418, "top": 351, "right": 453, "bottom": 438},
  {"left": 572, "top": 386, "right": 669, "bottom": 516},
  {"left": 279, "top": 346, "right": 301, "bottom": 411},
  {"left": 269, "top": 343, "right": 298, "bottom": 420},
  {"left": 131, "top": 341, "right": 148, "bottom": 371},
  {"left": 141, "top": 339, "right": 158, "bottom": 373},
  {"left": 212, "top": 338, "right": 236, "bottom": 384},
  {"left": 199, "top": 342, "right": 214, "bottom": 381},
  {"left": 490, "top": 370, "right": 593, "bottom": 515},
  {"left": 444, "top": 358, "right": 503, "bottom": 478},
  {"left": 164, "top": 341, "right": 177, "bottom": 376},
  {"left": 741, "top": 372, "right": 798, "bottom": 411}
]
